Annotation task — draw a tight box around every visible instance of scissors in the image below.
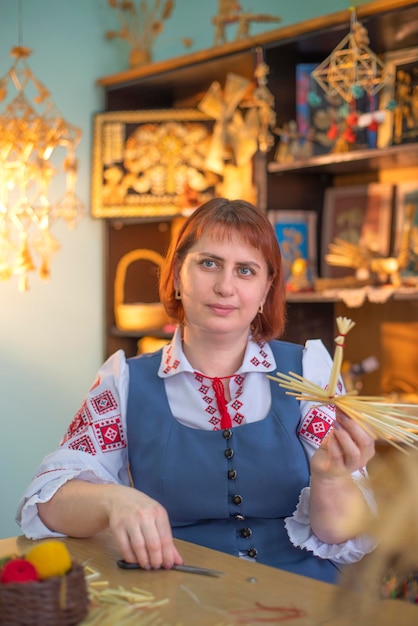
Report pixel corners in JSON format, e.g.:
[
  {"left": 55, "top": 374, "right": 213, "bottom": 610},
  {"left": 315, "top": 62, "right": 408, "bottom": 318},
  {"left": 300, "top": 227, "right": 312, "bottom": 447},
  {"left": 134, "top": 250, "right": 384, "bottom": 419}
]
[{"left": 117, "top": 559, "right": 224, "bottom": 578}]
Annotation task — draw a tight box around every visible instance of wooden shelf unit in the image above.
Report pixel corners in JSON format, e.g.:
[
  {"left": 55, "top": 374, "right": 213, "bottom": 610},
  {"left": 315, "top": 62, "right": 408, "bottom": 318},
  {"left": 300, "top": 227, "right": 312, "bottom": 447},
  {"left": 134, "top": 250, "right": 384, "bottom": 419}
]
[{"left": 97, "top": 0, "right": 418, "bottom": 394}]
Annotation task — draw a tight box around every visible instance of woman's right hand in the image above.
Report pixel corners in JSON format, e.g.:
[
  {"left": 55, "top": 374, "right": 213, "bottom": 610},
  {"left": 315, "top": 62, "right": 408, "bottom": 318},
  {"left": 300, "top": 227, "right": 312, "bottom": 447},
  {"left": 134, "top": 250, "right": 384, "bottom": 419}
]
[{"left": 103, "top": 484, "right": 183, "bottom": 570}]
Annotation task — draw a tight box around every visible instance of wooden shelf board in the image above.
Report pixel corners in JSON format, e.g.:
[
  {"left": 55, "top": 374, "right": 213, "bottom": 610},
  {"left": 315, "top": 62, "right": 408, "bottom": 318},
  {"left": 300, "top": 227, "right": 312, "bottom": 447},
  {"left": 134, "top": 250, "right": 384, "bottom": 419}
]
[
  {"left": 97, "top": 0, "right": 418, "bottom": 89},
  {"left": 110, "top": 325, "right": 173, "bottom": 339},
  {"left": 286, "top": 287, "right": 418, "bottom": 304},
  {"left": 267, "top": 144, "right": 418, "bottom": 176}
]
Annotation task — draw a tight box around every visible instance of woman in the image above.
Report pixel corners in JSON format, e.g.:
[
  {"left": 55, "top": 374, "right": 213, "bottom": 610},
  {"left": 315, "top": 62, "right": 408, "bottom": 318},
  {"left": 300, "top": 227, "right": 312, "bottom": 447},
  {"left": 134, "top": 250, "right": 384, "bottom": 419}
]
[{"left": 17, "top": 198, "right": 376, "bottom": 583}]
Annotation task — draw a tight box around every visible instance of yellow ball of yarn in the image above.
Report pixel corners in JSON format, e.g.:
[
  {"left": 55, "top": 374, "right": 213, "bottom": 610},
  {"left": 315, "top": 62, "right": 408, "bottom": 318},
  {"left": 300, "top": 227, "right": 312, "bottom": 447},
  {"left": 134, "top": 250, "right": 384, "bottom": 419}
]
[{"left": 25, "top": 540, "right": 72, "bottom": 580}]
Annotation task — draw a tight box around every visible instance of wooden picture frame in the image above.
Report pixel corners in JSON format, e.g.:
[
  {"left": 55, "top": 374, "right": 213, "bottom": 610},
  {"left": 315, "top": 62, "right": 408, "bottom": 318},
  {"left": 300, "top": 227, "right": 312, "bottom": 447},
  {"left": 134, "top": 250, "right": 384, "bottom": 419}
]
[
  {"left": 377, "top": 47, "right": 418, "bottom": 148},
  {"left": 393, "top": 182, "right": 418, "bottom": 279},
  {"left": 91, "top": 109, "right": 218, "bottom": 218},
  {"left": 321, "top": 184, "right": 394, "bottom": 278},
  {"left": 269, "top": 210, "right": 317, "bottom": 284}
]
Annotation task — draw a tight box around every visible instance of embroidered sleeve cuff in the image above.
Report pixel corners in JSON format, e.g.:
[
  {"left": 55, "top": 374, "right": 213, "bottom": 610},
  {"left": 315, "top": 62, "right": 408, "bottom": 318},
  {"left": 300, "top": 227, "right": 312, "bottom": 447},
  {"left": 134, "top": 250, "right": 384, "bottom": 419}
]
[
  {"left": 284, "top": 487, "right": 377, "bottom": 564},
  {"left": 16, "top": 452, "right": 130, "bottom": 539}
]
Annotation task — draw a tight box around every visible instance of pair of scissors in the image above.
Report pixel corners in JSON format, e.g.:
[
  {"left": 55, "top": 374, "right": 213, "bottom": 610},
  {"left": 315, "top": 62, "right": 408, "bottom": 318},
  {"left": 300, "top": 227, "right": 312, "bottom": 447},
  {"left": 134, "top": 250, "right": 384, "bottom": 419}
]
[{"left": 117, "top": 559, "right": 224, "bottom": 578}]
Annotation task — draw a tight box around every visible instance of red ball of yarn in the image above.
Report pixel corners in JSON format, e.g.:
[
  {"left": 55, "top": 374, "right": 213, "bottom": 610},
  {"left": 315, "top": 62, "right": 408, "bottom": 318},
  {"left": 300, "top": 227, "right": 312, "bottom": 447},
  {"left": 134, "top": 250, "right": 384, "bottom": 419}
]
[{"left": 0, "top": 558, "right": 39, "bottom": 584}]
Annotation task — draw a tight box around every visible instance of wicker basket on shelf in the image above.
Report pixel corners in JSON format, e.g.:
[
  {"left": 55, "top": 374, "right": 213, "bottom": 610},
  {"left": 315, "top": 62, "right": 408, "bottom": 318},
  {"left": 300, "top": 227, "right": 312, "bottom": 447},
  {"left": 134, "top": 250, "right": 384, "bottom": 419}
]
[
  {"left": 0, "top": 562, "right": 89, "bottom": 626},
  {"left": 114, "top": 248, "right": 170, "bottom": 331}
]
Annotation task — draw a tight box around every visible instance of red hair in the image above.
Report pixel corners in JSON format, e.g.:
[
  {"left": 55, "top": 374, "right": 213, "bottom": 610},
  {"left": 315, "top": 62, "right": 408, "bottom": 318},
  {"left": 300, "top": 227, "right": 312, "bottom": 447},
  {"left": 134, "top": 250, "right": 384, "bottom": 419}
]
[{"left": 159, "top": 198, "right": 286, "bottom": 341}]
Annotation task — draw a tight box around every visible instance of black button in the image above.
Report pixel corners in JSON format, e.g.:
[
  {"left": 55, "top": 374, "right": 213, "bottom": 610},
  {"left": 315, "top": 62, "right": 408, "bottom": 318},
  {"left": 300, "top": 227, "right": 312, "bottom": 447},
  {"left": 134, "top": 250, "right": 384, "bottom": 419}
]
[
  {"left": 224, "top": 448, "right": 234, "bottom": 459},
  {"left": 241, "top": 527, "right": 252, "bottom": 538},
  {"left": 223, "top": 429, "right": 232, "bottom": 439},
  {"left": 232, "top": 513, "right": 245, "bottom": 521},
  {"left": 228, "top": 469, "right": 237, "bottom": 480},
  {"left": 232, "top": 494, "right": 242, "bottom": 505},
  {"left": 247, "top": 547, "right": 258, "bottom": 558}
]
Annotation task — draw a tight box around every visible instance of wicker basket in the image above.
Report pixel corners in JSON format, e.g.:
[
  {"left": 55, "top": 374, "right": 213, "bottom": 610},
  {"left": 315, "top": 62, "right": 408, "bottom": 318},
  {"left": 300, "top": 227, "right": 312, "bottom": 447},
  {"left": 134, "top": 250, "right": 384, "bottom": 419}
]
[
  {"left": 114, "top": 249, "right": 170, "bottom": 331},
  {"left": 0, "top": 563, "right": 89, "bottom": 626}
]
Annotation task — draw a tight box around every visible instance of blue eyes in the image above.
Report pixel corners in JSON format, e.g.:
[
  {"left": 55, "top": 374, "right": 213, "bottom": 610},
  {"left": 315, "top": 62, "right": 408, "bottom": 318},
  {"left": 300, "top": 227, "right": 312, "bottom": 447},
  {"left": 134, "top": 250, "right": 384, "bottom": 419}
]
[
  {"left": 202, "top": 259, "right": 216, "bottom": 268},
  {"left": 200, "top": 259, "right": 255, "bottom": 276}
]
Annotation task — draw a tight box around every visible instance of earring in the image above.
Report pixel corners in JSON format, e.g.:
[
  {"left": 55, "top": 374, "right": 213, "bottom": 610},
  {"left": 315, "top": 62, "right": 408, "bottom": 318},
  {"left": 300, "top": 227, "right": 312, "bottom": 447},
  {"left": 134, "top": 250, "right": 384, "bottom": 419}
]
[
  {"left": 258, "top": 302, "right": 264, "bottom": 315},
  {"left": 175, "top": 289, "right": 181, "bottom": 300}
]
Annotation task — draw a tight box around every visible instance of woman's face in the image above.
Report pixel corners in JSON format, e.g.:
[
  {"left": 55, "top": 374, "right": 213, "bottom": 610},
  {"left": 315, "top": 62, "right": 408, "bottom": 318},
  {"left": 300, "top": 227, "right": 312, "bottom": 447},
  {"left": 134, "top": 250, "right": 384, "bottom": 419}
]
[{"left": 175, "top": 230, "right": 272, "bottom": 339}]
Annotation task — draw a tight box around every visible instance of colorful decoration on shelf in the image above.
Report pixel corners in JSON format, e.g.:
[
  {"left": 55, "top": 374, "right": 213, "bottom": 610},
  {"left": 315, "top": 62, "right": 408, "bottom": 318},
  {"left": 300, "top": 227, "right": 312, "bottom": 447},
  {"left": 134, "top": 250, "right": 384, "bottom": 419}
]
[
  {"left": 212, "top": 1, "right": 281, "bottom": 46},
  {"left": 311, "top": 8, "right": 390, "bottom": 104},
  {"left": 198, "top": 54, "right": 276, "bottom": 201},
  {"left": 0, "top": 44, "right": 84, "bottom": 292},
  {"left": 105, "top": 0, "right": 175, "bottom": 67},
  {"left": 291, "top": 8, "right": 392, "bottom": 158}
]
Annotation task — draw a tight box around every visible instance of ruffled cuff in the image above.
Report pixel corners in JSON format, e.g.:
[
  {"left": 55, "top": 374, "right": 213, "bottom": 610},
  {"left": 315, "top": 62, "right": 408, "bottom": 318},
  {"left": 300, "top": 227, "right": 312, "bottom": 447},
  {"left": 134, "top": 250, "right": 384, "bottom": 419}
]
[
  {"left": 16, "top": 466, "right": 121, "bottom": 540},
  {"left": 284, "top": 487, "right": 377, "bottom": 564}
]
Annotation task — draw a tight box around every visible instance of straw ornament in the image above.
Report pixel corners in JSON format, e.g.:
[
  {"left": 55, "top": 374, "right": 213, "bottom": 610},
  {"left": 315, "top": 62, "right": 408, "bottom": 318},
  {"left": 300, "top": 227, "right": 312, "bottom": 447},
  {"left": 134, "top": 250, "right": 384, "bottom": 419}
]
[{"left": 268, "top": 316, "right": 418, "bottom": 451}]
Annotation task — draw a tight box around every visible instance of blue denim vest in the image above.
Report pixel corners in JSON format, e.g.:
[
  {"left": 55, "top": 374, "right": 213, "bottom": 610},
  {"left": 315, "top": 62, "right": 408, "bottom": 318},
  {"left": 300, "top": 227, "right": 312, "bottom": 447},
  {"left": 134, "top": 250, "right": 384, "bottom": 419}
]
[{"left": 127, "top": 340, "right": 339, "bottom": 583}]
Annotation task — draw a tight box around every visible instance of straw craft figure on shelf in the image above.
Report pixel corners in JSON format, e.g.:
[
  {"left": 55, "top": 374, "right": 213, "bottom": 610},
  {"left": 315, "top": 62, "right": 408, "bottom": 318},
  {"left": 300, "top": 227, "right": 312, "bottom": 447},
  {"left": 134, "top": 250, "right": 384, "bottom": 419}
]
[
  {"left": 198, "top": 56, "right": 276, "bottom": 202},
  {"left": 105, "top": 0, "right": 175, "bottom": 67},
  {"left": 268, "top": 317, "right": 418, "bottom": 452},
  {"left": 325, "top": 203, "right": 418, "bottom": 288}
]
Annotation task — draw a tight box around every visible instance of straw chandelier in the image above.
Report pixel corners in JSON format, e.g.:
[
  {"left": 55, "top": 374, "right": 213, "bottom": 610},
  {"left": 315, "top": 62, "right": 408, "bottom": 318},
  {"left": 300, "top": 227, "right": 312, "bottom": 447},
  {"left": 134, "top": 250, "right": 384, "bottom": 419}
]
[{"left": 0, "top": 1, "right": 84, "bottom": 292}]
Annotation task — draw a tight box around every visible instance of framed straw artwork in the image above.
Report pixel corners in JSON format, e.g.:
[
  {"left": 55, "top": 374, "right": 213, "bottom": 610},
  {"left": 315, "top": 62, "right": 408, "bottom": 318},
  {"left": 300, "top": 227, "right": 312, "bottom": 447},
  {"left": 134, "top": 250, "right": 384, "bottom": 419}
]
[
  {"left": 321, "top": 184, "right": 394, "bottom": 278},
  {"left": 91, "top": 109, "right": 218, "bottom": 218},
  {"left": 393, "top": 182, "right": 418, "bottom": 279},
  {"left": 377, "top": 46, "right": 418, "bottom": 148},
  {"left": 269, "top": 210, "right": 317, "bottom": 283}
]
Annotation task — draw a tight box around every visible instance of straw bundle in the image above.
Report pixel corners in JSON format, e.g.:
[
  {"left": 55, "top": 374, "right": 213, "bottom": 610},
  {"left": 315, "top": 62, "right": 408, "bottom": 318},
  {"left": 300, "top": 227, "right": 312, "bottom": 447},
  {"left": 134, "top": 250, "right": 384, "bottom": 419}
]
[{"left": 268, "top": 316, "right": 418, "bottom": 451}]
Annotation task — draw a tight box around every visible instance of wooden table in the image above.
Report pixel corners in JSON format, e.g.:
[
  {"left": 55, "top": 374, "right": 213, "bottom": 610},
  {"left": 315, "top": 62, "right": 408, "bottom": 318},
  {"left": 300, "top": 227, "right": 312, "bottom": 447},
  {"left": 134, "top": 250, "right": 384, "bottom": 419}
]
[{"left": 1, "top": 532, "right": 417, "bottom": 625}]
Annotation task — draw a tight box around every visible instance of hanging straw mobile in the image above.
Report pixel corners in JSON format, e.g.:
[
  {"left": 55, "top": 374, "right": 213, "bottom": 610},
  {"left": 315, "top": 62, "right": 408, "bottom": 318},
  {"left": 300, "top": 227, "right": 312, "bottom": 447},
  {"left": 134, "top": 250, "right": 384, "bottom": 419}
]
[{"left": 268, "top": 317, "right": 418, "bottom": 452}]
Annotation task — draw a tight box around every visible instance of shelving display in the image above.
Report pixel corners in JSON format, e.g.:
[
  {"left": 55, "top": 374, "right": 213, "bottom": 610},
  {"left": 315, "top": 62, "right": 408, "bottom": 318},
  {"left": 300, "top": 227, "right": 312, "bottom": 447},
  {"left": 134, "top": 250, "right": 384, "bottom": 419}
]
[{"left": 96, "top": 1, "right": 418, "bottom": 395}]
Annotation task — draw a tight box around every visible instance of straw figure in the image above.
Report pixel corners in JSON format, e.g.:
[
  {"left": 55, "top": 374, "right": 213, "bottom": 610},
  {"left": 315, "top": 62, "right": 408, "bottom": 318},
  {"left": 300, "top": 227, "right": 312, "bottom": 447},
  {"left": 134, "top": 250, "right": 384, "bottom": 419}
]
[
  {"left": 269, "top": 316, "right": 418, "bottom": 613},
  {"left": 106, "top": 0, "right": 174, "bottom": 67},
  {"left": 268, "top": 316, "right": 418, "bottom": 451}
]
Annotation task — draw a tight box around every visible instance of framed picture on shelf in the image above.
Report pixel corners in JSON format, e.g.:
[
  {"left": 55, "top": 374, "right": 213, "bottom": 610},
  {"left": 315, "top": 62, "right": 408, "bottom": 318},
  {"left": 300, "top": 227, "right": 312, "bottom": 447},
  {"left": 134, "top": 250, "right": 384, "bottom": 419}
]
[
  {"left": 295, "top": 62, "right": 378, "bottom": 158},
  {"left": 91, "top": 109, "right": 218, "bottom": 218},
  {"left": 269, "top": 210, "right": 317, "bottom": 288},
  {"left": 393, "top": 182, "right": 418, "bottom": 278},
  {"left": 321, "top": 184, "right": 394, "bottom": 278},
  {"left": 377, "top": 47, "right": 418, "bottom": 148}
]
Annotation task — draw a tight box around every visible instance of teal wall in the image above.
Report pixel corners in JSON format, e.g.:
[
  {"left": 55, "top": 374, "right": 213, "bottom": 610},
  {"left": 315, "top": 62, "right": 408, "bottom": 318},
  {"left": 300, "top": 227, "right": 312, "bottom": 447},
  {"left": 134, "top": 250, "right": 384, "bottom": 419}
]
[{"left": 0, "top": 0, "right": 371, "bottom": 538}]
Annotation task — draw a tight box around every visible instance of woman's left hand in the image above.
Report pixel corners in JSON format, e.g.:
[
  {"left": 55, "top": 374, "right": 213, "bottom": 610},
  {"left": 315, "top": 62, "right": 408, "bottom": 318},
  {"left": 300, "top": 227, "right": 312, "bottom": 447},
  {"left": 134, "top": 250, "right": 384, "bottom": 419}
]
[
  {"left": 309, "top": 410, "right": 376, "bottom": 543},
  {"left": 310, "top": 409, "right": 376, "bottom": 480}
]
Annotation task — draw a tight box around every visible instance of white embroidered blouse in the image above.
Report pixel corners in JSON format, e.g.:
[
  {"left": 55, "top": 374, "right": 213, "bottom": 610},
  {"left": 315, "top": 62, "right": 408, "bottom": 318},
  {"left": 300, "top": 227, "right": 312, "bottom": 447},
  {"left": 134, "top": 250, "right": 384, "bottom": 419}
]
[{"left": 16, "top": 329, "right": 376, "bottom": 564}]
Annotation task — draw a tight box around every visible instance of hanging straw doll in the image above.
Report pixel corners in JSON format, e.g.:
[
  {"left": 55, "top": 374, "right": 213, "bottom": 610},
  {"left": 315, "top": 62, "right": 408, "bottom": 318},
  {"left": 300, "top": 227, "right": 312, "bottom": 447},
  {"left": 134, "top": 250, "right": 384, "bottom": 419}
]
[{"left": 269, "top": 317, "right": 418, "bottom": 614}]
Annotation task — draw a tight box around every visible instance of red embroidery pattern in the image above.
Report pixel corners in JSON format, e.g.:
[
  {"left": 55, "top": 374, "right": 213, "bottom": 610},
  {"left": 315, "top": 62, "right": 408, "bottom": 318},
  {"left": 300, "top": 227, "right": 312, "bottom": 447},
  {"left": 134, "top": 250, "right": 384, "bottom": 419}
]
[
  {"left": 67, "top": 435, "right": 96, "bottom": 455},
  {"left": 162, "top": 344, "right": 180, "bottom": 374},
  {"left": 61, "top": 402, "right": 92, "bottom": 444},
  {"left": 91, "top": 390, "right": 117, "bottom": 415},
  {"left": 93, "top": 416, "right": 126, "bottom": 452},
  {"left": 196, "top": 372, "right": 247, "bottom": 430},
  {"left": 298, "top": 406, "right": 334, "bottom": 447},
  {"left": 233, "top": 412, "right": 244, "bottom": 424}
]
